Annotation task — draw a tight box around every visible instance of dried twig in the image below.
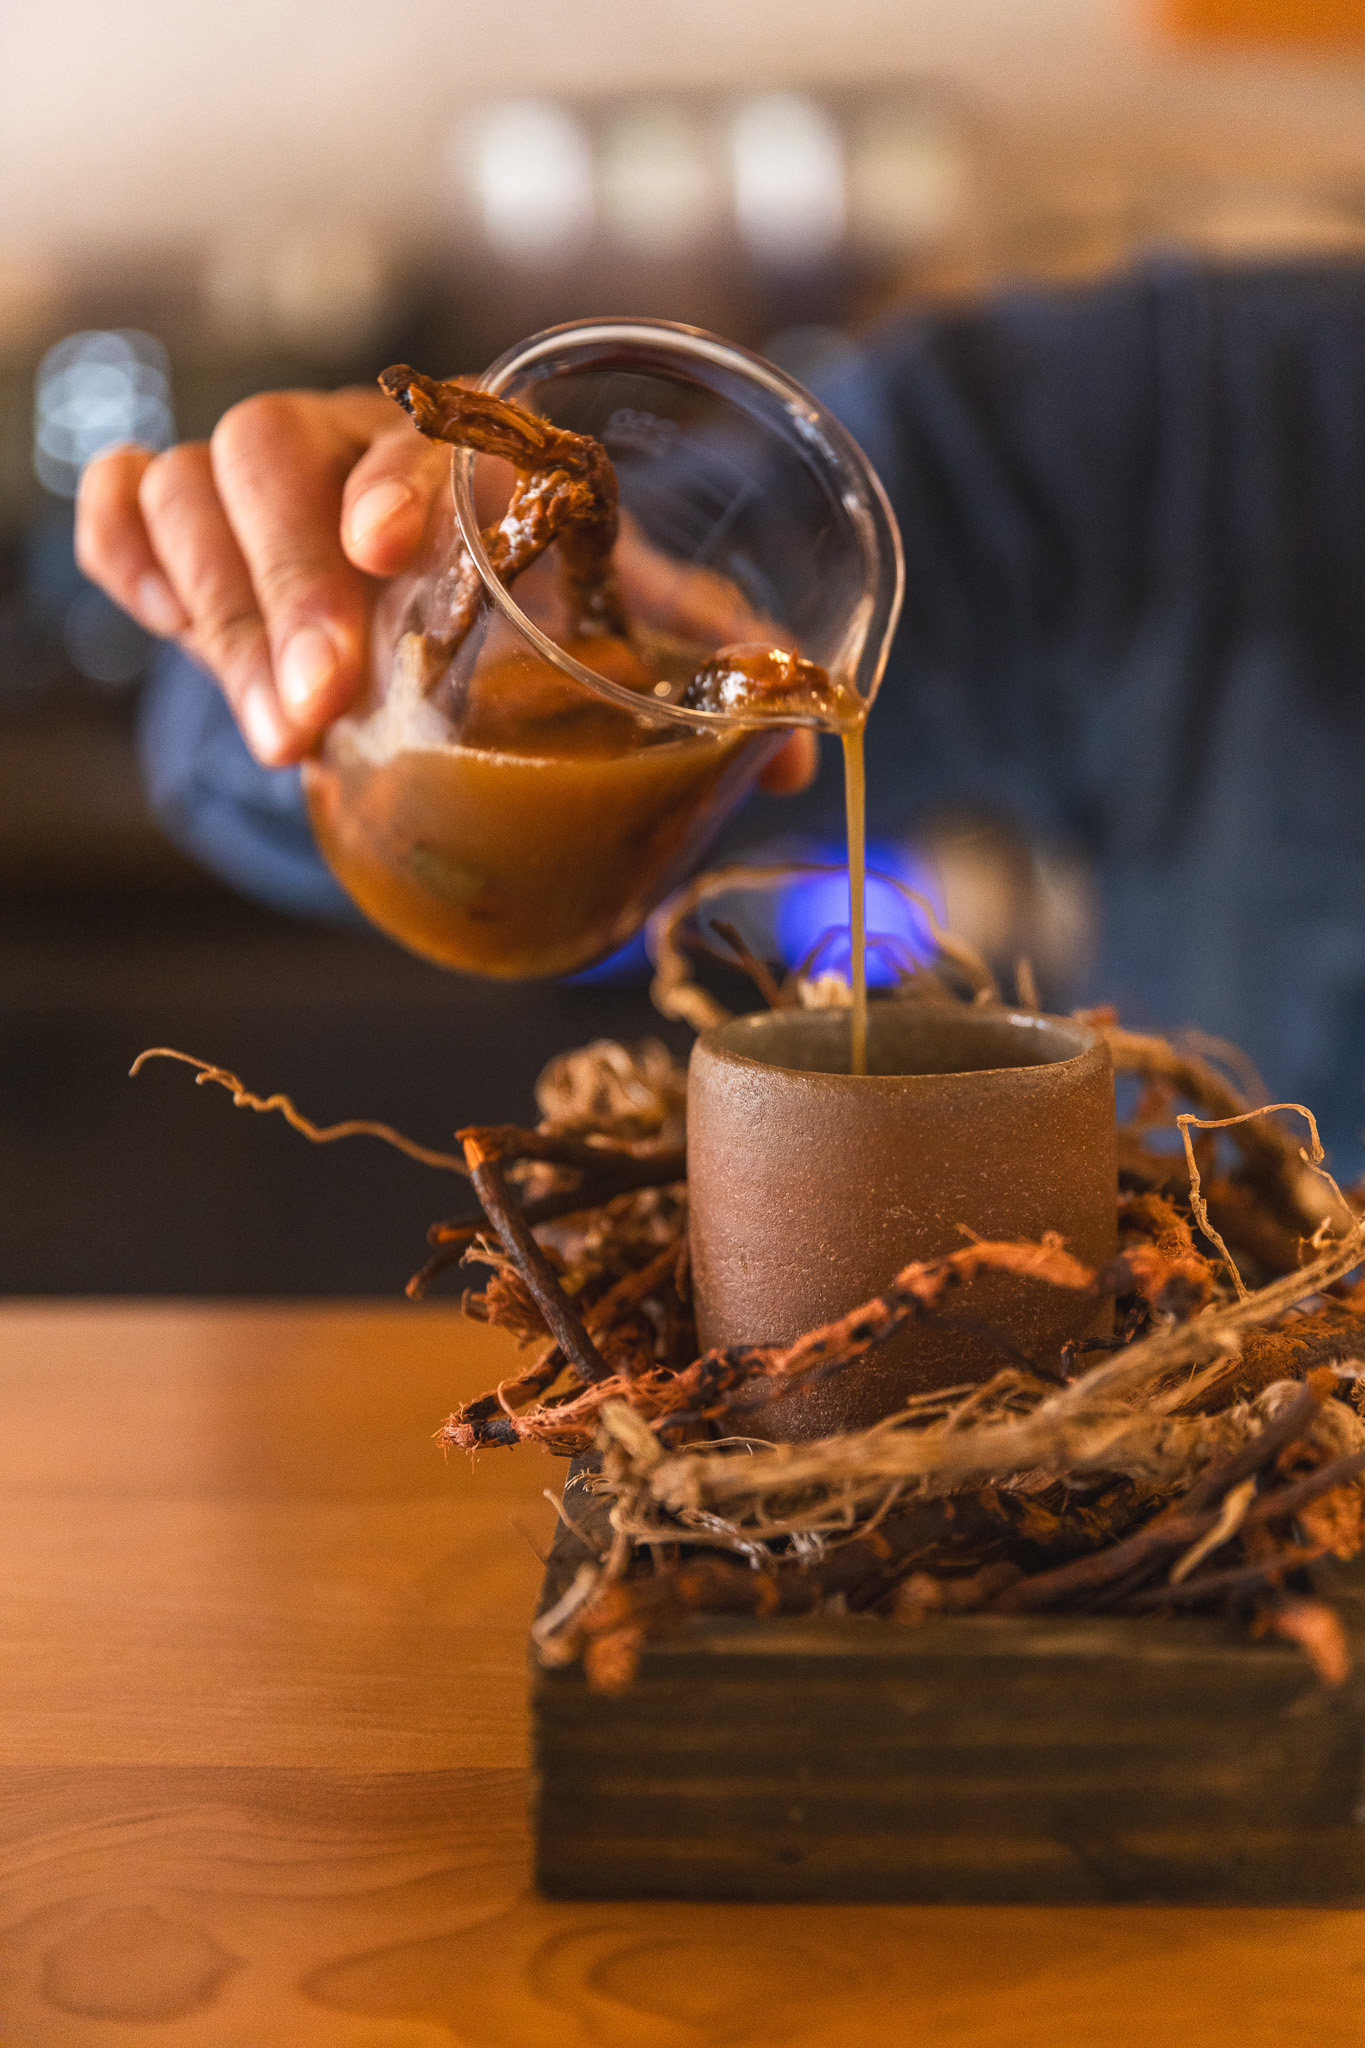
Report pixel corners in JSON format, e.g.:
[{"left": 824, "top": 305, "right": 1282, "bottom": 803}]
[
  {"left": 1177, "top": 1103, "right": 1354, "bottom": 1294},
  {"left": 1121, "top": 1546, "right": 1325, "bottom": 1611},
  {"left": 984, "top": 1374, "right": 1352, "bottom": 1614},
  {"left": 549, "top": 1490, "right": 1004, "bottom": 1692},
  {"left": 707, "top": 917, "right": 788, "bottom": 1010},
  {"left": 546, "top": 1431, "right": 1365, "bottom": 1686},
  {"left": 587, "top": 1229, "right": 1365, "bottom": 1546},
  {"left": 410, "top": 1138, "right": 685, "bottom": 1298},
  {"left": 1178, "top": 1371, "right": 1337, "bottom": 1513},
  {"left": 459, "top": 1129, "right": 609, "bottom": 1386},
  {"left": 1095, "top": 1024, "right": 1333, "bottom": 1234},
  {"left": 453, "top": 1225, "right": 1229, "bottom": 1460}
]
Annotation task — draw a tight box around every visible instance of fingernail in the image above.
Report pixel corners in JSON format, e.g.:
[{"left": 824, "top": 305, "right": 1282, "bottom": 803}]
[
  {"left": 347, "top": 479, "right": 415, "bottom": 547},
  {"left": 278, "top": 625, "right": 339, "bottom": 719},
  {"left": 136, "top": 570, "right": 188, "bottom": 637},
  {"left": 240, "top": 682, "right": 288, "bottom": 762}
]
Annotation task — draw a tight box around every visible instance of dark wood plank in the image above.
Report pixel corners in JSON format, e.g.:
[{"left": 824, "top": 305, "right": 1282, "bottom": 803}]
[{"left": 533, "top": 1493, "right": 1365, "bottom": 1903}]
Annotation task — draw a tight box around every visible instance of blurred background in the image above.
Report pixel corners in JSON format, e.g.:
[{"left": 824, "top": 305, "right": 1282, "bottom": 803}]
[{"left": 5, "top": 0, "right": 1365, "bottom": 1294}]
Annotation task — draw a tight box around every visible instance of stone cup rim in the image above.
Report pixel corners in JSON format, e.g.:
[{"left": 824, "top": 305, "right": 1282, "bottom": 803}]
[{"left": 693, "top": 1004, "right": 1105, "bottom": 1089}]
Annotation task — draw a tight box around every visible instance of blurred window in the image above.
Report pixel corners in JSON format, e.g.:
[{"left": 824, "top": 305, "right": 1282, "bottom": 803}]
[
  {"left": 34, "top": 330, "right": 172, "bottom": 498},
  {"left": 466, "top": 101, "right": 595, "bottom": 264},
  {"left": 731, "top": 95, "right": 846, "bottom": 266}
]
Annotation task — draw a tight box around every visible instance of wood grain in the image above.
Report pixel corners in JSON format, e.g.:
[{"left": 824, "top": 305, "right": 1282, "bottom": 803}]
[
  {"left": 4, "top": 1300, "right": 1365, "bottom": 2044},
  {"left": 536, "top": 1607, "right": 1365, "bottom": 1904}
]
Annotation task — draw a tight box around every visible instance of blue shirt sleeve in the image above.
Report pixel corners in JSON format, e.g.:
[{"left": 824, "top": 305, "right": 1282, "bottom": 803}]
[{"left": 136, "top": 645, "right": 364, "bottom": 925}]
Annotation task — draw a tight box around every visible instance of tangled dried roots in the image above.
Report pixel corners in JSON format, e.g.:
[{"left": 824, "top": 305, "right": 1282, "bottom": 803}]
[{"left": 132, "top": 866, "right": 1365, "bottom": 1699}]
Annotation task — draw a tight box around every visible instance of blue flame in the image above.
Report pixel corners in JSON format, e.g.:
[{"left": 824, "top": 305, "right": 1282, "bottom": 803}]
[
  {"left": 564, "top": 842, "right": 940, "bottom": 989},
  {"left": 775, "top": 842, "right": 939, "bottom": 988}
]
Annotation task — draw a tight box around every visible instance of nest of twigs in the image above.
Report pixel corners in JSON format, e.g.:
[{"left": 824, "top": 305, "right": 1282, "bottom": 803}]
[{"left": 136, "top": 864, "right": 1365, "bottom": 1698}]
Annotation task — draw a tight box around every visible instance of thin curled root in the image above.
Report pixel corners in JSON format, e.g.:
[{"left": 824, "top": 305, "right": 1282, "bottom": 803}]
[
  {"left": 379, "top": 367, "right": 628, "bottom": 651},
  {"left": 1094, "top": 1022, "right": 1335, "bottom": 1235},
  {"left": 129, "top": 1048, "right": 468, "bottom": 1173},
  {"left": 1176, "top": 1101, "right": 1356, "bottom": 1301}
]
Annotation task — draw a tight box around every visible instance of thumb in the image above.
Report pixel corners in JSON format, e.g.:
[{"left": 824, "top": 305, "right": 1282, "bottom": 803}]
[{"left": 341, "top": 424, "right": 450, "bottom": 578}]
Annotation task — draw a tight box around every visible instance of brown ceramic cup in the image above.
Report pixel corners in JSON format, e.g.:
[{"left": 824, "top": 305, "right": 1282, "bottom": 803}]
[{"left": 687, "top": 1005, "right": 1116, "bottom": 1439}]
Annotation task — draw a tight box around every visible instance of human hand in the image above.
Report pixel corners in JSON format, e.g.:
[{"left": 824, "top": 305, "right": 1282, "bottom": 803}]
[
  {"left": 75, "top": 387, "right": 449, "bottom": 766},
  {"left": 75, "top": 385, "right": 817, "bottom": 792}
]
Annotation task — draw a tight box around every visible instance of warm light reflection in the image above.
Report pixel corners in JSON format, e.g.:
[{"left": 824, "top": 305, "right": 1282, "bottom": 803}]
[
  {"left": 731, "top": 94, "right": 846, "bottom": 266},
  {"left": 465, "top": 101, "right": 595, "bottom": 263}
]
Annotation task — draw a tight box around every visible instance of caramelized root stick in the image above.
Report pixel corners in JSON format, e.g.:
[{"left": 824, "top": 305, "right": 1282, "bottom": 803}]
[
  {"left": 381, "top": 371, "right": 612, "bottom": 482},
  {"left": 379, "top": 366, "right": 628, "bottom": 651},
  {"left": 460, "top": 1131, "right": 610, "bottom": 1387},
  {"left": 438, "top": 1231, "right": 1163, "bottom": 1453},
  {"left": 407, "top": 1145, "right": 686, "bottom": 1300}
]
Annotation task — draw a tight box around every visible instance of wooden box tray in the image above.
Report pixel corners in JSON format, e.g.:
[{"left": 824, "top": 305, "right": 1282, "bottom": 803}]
[{"left": 532, "top": 1511, "right": 1365, "bottom": 1904}]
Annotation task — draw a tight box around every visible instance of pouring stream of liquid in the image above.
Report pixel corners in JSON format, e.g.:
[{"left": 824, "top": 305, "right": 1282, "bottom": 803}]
[
  {"left": 842, "top": 727, "right": 868, "bottom": 1076},
  {"left": 683, "top": 646, "right": 870, "bottom": 1077}
]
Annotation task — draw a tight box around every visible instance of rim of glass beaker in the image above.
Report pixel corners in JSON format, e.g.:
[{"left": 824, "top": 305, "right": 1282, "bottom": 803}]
[{"left": 449, "top": 316, "right": 905, "bottom": 734}]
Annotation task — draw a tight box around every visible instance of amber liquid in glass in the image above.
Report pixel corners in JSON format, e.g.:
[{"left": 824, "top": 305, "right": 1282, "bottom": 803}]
[
  {"left": 304, "top": 633, "right": 765, "bottom": 980},
  {"left": 306, "top": 627, "right": 870, "bottom": 1068}
]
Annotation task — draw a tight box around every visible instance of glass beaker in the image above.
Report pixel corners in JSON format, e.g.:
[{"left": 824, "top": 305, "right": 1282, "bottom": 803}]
[{"left": 303, "top": 318, "right": 903, "bottom": 979}]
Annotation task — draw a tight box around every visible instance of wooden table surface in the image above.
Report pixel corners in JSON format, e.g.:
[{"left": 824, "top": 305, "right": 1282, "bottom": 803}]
[{"left": 3, "top": 1300, "right": 1364, "bottom": 2047}]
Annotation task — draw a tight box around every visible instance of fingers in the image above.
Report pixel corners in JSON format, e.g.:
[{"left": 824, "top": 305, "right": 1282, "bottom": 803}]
[
  {"left": 757, "top": 729, "right": 820, "bottom": 795},
  {"left": 77, "top": 386, "right": 822, "bottom": 799},
  {"left": 137, "top": 440, "right": 290, "bottom": 762},
  {"left": 75, "top": 445, "right": 191, "bottom": 637},
  {"left": 80, "top": 388, "right": 432, "bottom": 764},
  {"left": 340, "top": 425, "right": 449, "bottom": 577},
  {"left": 614, "top": 513, "right": 789, "bottom": 648},
  {"left": 75, "top": 387, "right": 432, "bottom": 766},
  {"left": 209, "top": 392, "right": 382, "bottom": 743},
  {"left": 80, "top": 438, "right": 288, "bottom": 759},
  {"left": 210, "top": 392, "right": 448, "bottom": 744}
]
